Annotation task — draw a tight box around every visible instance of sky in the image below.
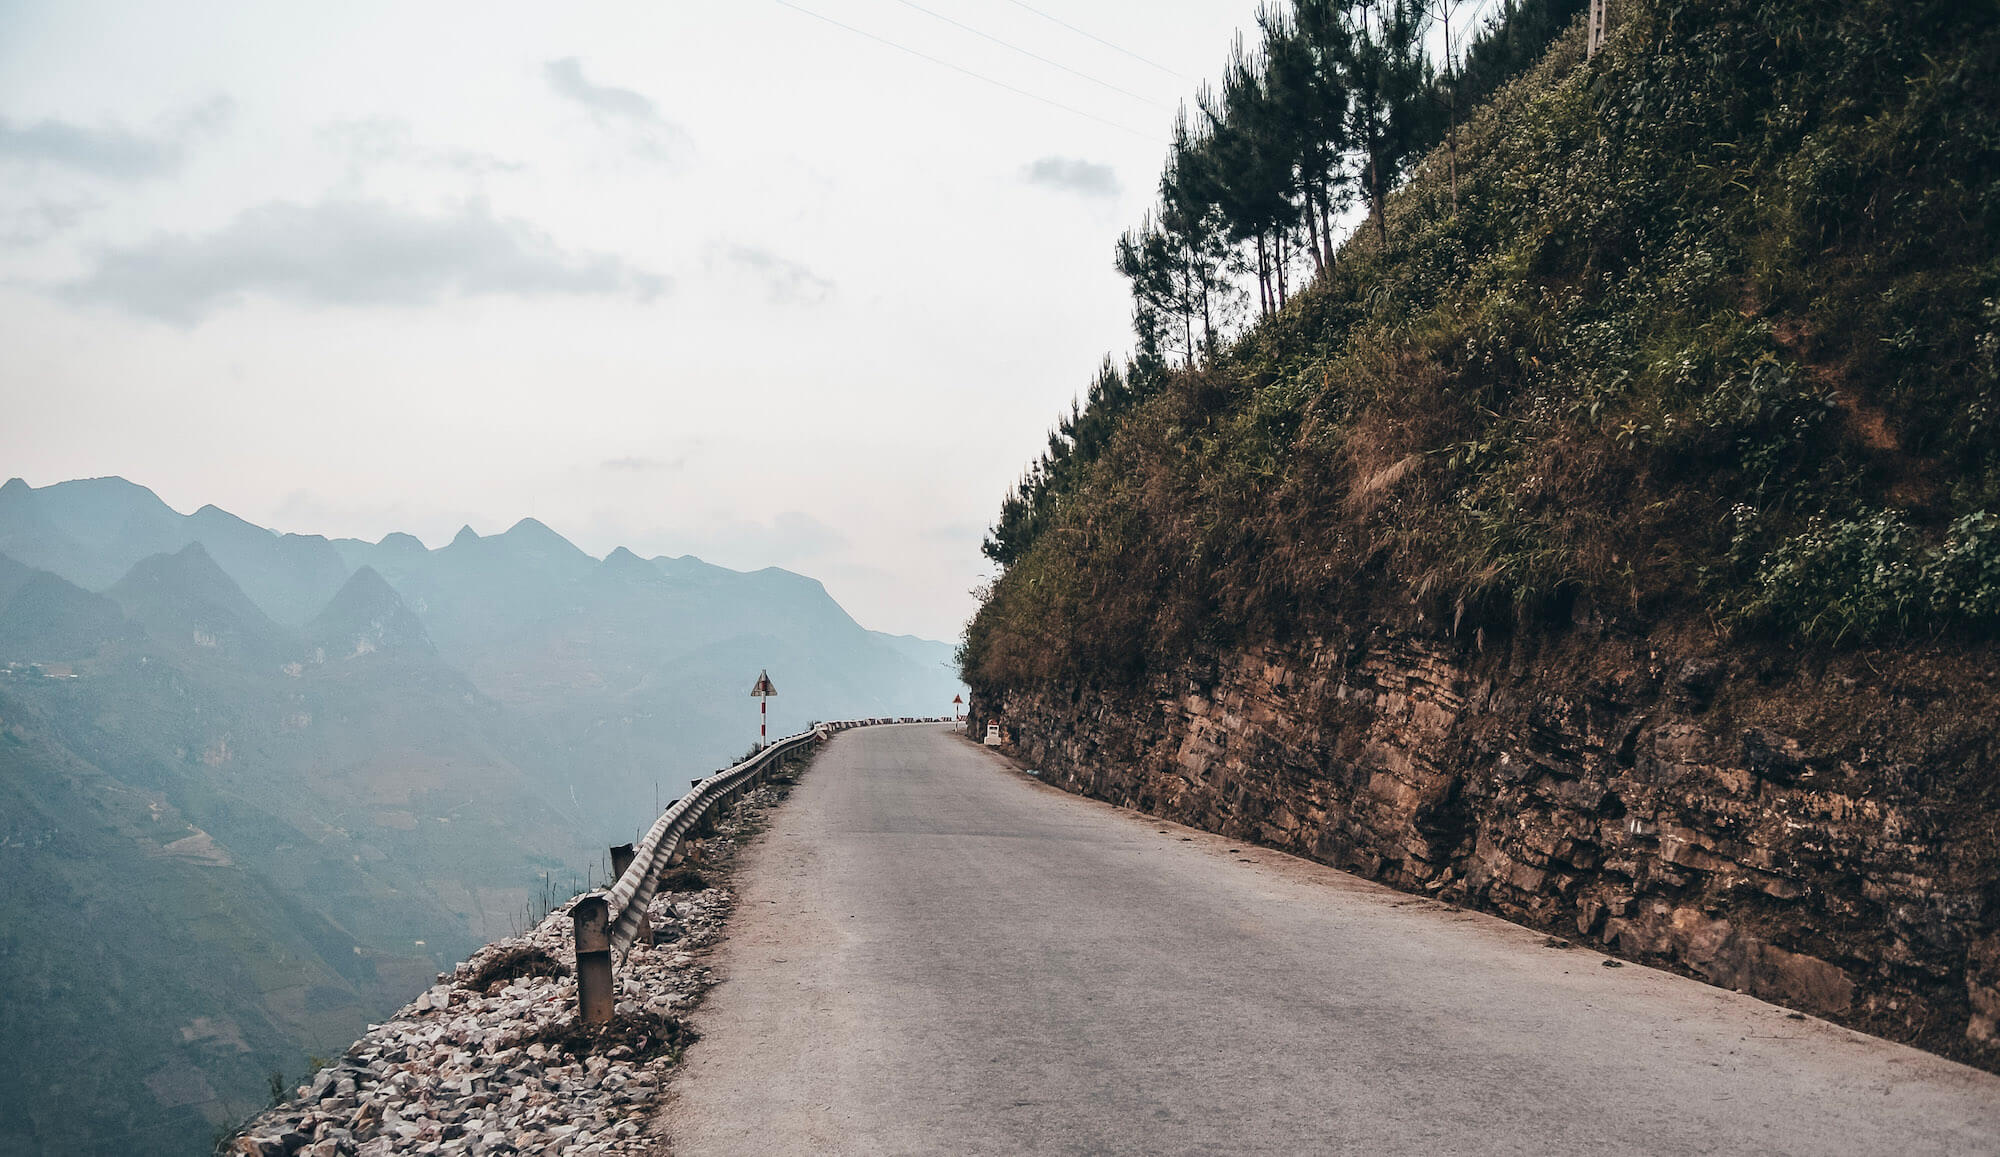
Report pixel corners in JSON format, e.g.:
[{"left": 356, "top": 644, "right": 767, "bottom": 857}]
[{"left": 0, "top": 0, "right": 1283, "bottom": 642}]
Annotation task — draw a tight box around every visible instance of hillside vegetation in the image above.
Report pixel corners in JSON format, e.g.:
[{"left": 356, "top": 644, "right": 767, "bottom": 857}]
[{"left": 965, "top": 0, "right": 2000, "bottom": 688}]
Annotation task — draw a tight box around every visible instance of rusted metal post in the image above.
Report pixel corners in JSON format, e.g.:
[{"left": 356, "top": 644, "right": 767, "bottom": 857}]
[
  {"left": 572, "top": 895, "right": 614, "bottom": 1025},
  {"left": 609, "top": 843, "right": 650, "bottom": 945}
]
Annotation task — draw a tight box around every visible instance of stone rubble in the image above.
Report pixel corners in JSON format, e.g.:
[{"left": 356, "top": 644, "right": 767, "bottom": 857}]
[{"left": 224, "top": 782, "right": 791, "bottom": 1157}]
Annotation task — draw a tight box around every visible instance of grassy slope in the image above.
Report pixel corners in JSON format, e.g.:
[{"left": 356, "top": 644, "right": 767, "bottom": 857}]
[{"left": 965, "top": 0, "right": 2000, "bottom": 689}]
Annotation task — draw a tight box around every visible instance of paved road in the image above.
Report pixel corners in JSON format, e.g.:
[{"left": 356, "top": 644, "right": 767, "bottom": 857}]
[{"left": 655, "top": 724, "right": 2000, "bottom": 1156}]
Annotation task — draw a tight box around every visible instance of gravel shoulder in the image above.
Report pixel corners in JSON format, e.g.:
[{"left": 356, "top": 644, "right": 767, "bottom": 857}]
[{"left": 223, "top": 760, "right": 811, "bottom": 1157}]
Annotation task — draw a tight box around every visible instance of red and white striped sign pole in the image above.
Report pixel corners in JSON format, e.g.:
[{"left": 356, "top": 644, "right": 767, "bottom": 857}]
[{"left": 750, "top": 669, "right": 777, "bottom": 749}]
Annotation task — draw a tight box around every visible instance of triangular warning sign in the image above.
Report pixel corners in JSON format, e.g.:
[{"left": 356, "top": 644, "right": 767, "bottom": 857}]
[{"left": 750, "top": 669, "right": 777, "bottom": 697}]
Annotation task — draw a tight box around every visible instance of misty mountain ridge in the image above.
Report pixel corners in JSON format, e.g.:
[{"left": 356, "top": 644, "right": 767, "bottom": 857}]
[
  {"left": 0, "top": 475, "right": 959, "bottom": 1154},
  {"left": 0, "top": 475, "right": 951, "bottom": 655},
  {"left": 0, "top": 475, "right": 961, "bottom": 779}
]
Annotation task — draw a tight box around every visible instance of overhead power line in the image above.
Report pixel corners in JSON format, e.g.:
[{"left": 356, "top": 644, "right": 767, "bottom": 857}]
[
  {"left": 890, "top": 0, "right": 1171, "bottom": 110},
  {"left": 772, "top": 0, "right": 1158, "bottom": 139},
  {"left": 992, "top": 0, "right": 1191, "bottom": 81}
]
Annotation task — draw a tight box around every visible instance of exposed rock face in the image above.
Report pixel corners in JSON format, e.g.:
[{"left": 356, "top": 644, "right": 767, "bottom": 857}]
[{"left": 976, "top": 624, "right": 1998, "bottom": 1066}]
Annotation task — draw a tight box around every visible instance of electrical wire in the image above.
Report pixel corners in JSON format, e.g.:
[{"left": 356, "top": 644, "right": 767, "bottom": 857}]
[
  {"left": 772, "top": 0, "right": 1159, "bottom": 139},
  {"left": 991, "top": 0, "right": 1191, "bottom": 81},
  {"left": 889, "top": 0, "right": 1171, "bottom": 109}
]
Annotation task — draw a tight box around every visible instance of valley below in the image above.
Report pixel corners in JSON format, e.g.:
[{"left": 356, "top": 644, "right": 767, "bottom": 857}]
[{"left": 0, "top": 475, "right": 960, "bottom": 1156}]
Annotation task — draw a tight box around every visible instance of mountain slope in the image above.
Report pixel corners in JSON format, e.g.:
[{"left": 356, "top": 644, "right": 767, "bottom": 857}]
[
  {"left": 0, "top": 557, "right": 590, "bottom": 1155},
  {"left": 308, "top": 566, "right": 434, "bottom": 658},
  {"left": 0, "top": 569, "right": 134, "bottom": 660},
  {"left": 108, "top": 542, "right": 292, "bottom": 663},
  {"left": 964, "top": 0, "right": 2000, "bottom": 1068},
  {"left": 0, "top": 491, "right": 960, "bottom": 1153},
  {"left": 187, "top": 504, "right": 350, "bottom": 626}
]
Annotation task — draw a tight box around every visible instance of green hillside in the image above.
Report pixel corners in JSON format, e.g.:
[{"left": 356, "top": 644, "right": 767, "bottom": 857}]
[{"left": 966, "top": 0, "right": 2000, "bottom": 684}]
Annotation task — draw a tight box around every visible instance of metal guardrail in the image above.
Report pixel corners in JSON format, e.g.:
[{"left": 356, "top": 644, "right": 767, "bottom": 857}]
[{"left": 570, "top": 716, "right": 953, "bottom": 1021}]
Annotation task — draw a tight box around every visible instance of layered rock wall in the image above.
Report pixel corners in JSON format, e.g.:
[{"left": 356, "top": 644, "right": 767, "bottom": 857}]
[{"left": 977, "top": 624, "right": 1999, "bottom": 1065}]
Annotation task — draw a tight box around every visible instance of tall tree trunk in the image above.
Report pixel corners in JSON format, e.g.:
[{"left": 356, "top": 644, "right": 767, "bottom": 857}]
[
  {"left": 1201, "top": 275, "right": 1215, "bottom": 354},
  {"left": 1180, "top": 255, "right": 1196, "bottom": 365},
  {"left": 1449, "top": 125, "right": 1459, "bottom": 213},
  {"left": 1276, "top": 230, "right": 1289, "bottom": 307},
  {"left": 1370, "top": 154, "right": 1388, "bottom": 245},
  {"left": 1445, "top": 3, "right": 1459, "bottom": 212},
  {"left": 1255, "top": 233, "right": 1272, "bottom": 318},
  {"left": 1304, "top": 197, "right": 1327, "bottom": 281},
  {"left": 1317, "top": 188, "right": 1337, "bottom": 272}
]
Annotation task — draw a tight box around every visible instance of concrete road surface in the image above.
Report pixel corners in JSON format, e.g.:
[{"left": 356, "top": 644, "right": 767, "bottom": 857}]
[{"left": 655, "top": 723, "right": 2000, "bottom": 1156}]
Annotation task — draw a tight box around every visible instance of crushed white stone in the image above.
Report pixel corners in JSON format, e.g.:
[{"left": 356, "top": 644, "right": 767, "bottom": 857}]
[{"left": 224, "top": 782, "right": 791, "bottom": 1157}]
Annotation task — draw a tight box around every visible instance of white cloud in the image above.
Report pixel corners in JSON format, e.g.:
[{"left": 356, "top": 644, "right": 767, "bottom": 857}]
[
  {"left": 543, "top": 57, "right": 691, "bottom": 165},
  {"left": 1024, "top": 155, "right": 1121, "bottom": 197},
  {"left": 60, "top": 197, "right": 667, "bottom": 324},
  {"left": 318, "top": 118, "right": 522, "bottom": 175},
  {"left": 0, "top": 197, "right": 101, "bottom": 246},
  {"left": 708, "top": 243, "right": 834, "bottom": 307},
  {"left": 0, "top": 96, "right": 233, "bottom": 181}
]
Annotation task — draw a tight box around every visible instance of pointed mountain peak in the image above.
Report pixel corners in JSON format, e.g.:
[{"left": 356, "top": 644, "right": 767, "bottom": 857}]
[
  {"left": 597, "top": 545, "right": 661, "bottom": 582},
  {"left": 107, "top": 542, "right": 285, "bottom": 654},
  {"left": 0, "top": 478, "right": 45, "bottom": 518},
  {"left": 309, "top": 566, "right": 433, "bottom": 657},
  {"left": 501, "top": 517, "right": 590, "bottom": 558},
  {"left": 334, "top": 564, "right": 396, "bottom": 601},
  {"left": 114, "top": 541, "right": 233, "bottom": 597},
  {"left": 450, "top": 525, "right": 481, "bottom": 547},
  {"left": 191, "top": 503, "right": 272, "bottom": 535}
]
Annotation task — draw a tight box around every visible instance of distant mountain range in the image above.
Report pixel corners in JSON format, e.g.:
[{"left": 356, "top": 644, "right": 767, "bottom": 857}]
[{"left": 0, "top": 475, "right": 962, "bottom": 1155}]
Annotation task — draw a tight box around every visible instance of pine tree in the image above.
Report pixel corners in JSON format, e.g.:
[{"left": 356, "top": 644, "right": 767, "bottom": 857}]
[{"left": 1345, "top": 0, "right": 1436, "bottom": 245}]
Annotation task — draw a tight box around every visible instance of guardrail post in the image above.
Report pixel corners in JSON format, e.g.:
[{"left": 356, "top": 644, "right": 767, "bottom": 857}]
[
  {"left": 690, "top": 778, "right": 715, "bottom": 835},
  {"left": 609, "top": 842, "right": 650, "bottom": 945},
  {"left": 572, "top": 896, "right": 615, "bottom": 1025}
]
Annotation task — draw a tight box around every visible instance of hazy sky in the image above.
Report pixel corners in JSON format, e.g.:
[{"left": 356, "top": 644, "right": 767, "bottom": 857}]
[{"left": 0, "top": 0, "right": 1278, "bottom": 641}]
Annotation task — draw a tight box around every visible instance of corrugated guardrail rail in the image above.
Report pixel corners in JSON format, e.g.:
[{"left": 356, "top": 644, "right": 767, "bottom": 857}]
[{"left": 569, "top": 717, "right": 953, "bottom": 1021}]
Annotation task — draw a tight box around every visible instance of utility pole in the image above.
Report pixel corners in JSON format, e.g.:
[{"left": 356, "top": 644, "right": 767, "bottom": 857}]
[{"left": 1588, "top": 0, "right": 1607, "bottom": 59}]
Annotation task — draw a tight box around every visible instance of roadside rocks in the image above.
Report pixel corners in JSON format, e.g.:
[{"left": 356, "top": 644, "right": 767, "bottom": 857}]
[
  {"left": 225, "top": 782, "right": 791, "bottom": 1157},
  {"left": 1970, "top": 934, "right": 2000, "bottom": 1049}
]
